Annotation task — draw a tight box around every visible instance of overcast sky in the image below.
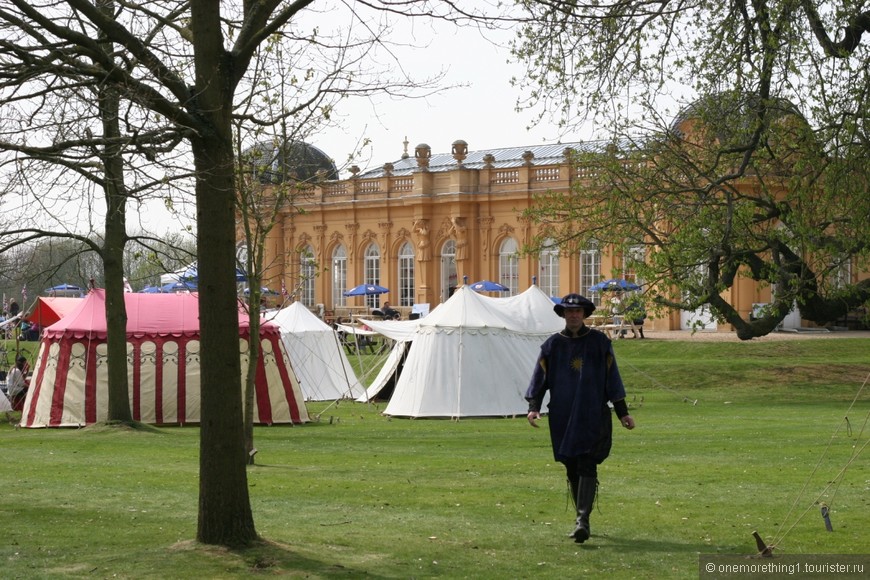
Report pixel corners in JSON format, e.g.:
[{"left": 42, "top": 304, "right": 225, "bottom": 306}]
[
  {"left": 136, "top": 13, "right": 595, "bottom": 235},
  {"left": 312, "top": 24, "right": 574, "bottom": 177}
]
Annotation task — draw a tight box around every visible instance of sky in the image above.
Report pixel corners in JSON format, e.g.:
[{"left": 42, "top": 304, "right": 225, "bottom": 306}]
[
  {"left": 139, "top": 14, "right": 588, "bottom": 234},
  {"left": 311, "top": 25, "right": 572, "bottom": 177}
]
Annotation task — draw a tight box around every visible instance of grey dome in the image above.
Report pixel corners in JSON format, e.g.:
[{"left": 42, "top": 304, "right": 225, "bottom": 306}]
[
  {"left": 670, "top": 92, "right": 804, "bottom": 139},
  {"left": 244, "top": 140, "right": 339, "bottom": 184}
]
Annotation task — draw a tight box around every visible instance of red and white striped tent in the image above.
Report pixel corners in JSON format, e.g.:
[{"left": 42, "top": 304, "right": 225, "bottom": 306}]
[{"left": 21, "top": 289, "right": 309, "bottom": 428}]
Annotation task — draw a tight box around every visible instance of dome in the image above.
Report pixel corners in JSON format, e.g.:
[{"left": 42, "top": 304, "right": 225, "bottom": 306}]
[
  {"left": 669, "top": 91, "right": 804, "bottom": 140},
  {"left": 244, "top": 140, "right": 339, "bottom": 184}
]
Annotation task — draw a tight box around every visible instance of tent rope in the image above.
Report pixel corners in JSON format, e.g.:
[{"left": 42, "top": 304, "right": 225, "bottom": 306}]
[
  {"left": 619, "top": 358, "right": 700, "bottom": 404},
  {"left": 769, "top": 370, "right": 869, "bottom": 550}
]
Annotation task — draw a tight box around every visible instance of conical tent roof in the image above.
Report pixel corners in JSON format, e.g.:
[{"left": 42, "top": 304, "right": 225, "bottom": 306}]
[
  {"left": 271, "top": 302, "right": 364, "bottom": 401},
  {"left": 368, "top": 285, "right": 562, "bottom": 418}
]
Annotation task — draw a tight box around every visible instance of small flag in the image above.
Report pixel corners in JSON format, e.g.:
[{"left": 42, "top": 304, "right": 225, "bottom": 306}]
[
  {"left": 280, "top": 278, "right": 288, "bottom": 297},
  {"left": 21, "top": 284, "right": 27, "bottom": 308},
  {"left": 2, "top": 292, "right": 7, "bottom": 316}
]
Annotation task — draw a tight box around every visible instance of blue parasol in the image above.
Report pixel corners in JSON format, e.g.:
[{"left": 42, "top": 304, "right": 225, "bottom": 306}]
[
  {"left": 179, "top": 263, "right": 247, "bottom": 282},
  {"left": 469, "top": 280, "right": 509, "bottom": 292},
  {"left": 587, "top": 278, "right": 641, "bottom": 292},
  {"left": 161, "top": 280, "right": 197, "bottom": 293},
  {"left": 343, "top": 284, "right": 389, "bottom": 297},
  {"left": 44, "top": 283, "right": 84, "bottom": 295}
]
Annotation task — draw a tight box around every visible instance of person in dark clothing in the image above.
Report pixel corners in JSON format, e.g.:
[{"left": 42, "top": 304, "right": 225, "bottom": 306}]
[
  {"left": 525, "top": 293, "right": 636, "bottom": 544},
  {"left": 381, "top": 301, "right": 401, "bottom": 320}
]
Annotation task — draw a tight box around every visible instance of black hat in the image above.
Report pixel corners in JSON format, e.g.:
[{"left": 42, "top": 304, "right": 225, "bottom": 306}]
[{"left": 554, "top": 293, "right": 596, "bottom": 318}]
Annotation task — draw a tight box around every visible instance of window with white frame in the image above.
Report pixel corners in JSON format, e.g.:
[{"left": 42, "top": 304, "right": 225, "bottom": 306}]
[
  {"left": 440, "top": 239, "right": 457, "bottom": 302},
  {"left": 622, "top": 244, "right": 645, "bottom": 287},
  {"left": 300, "top": 245, "right": 316, "bottom": 307},
  {"left": 499, "top": 237, "right": 519, "bottom": 295},
  {"left": 398, "top": 241, "right": 415, "bottom": 307},
  {"left": 364, "top": 243, "right": 381, "bottom": 309},
  {"left": 539, "top": 238, "right": 559, "bottom": 297},
  {"left": 580, "top": 242, "right": 601, "bottom": 305},
  {"left": 828, "top": 254, "right": 852, "bottom": 290},
  {"left": 332, "top": 245, "right": 347, "bottom": 308}
]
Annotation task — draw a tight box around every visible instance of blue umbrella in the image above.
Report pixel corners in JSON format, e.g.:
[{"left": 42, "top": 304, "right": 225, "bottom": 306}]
[
  {"left": 587, "top": 278, "right": 641, "bottom": 292},
  {"left": 162, "top": 280, "right": 197, "bottom": 293},
  {"left": 45, "top": 283, "right": 84, "bottom": 295},
  {"left": 469, "top": 280, "right": 509, "bottom": 292},
  {"left": 179, "top": 264, "right": 247, "bottom": 282},
  {"left": 343, "top": 284, "right": 389, "bottom": 297}
]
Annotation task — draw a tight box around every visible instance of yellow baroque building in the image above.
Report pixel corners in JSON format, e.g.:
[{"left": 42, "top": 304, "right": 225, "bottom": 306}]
[{"left": 257, "top": 138, "right": 865, "bottom": 332}]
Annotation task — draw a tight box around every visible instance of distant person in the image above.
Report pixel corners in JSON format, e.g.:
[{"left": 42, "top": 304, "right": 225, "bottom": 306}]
[
  {"left": 8, "top": 299, "right": 19, "bottom": 317},
  {"left": 622, "top": 293, "right": 647, "bottom": 338},
  {"left": 526, "top": 293, "right": 636, "bottom": 544},
  {"left": 381, "top": 301, "right": 400, "bottom": 320},
  {"left": 7, "top": 356, "right": 29, "bottom": 412}
]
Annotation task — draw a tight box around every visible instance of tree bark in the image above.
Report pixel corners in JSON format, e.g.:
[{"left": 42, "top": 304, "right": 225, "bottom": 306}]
[
  {"left": 98, "top": 0, "right": 133, "bottom": 424},
  {"left": 192, "top": 0, "right": 256, "bottom": 546}
]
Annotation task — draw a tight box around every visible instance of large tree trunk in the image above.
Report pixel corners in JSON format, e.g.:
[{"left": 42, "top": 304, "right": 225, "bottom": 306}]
[
  {"left": 99, "top": 0, "right": 132, "bottom": 424},
  {"left": 192, "top": 0, "right": 257, "bottom": 546}
]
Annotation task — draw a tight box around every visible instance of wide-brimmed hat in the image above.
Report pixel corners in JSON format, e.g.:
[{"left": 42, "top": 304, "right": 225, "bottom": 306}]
[{"left": 553, "top": 293, "right": 596, "bottom": 318}]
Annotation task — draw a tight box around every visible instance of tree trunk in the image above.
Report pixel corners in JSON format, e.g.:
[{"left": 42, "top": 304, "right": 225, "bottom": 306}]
[
  {"left": 192, "top": 0, "right": 257, "bottom": 546},
  {"left": 99, "top": 0, "right": 133, "bottom": 424}
]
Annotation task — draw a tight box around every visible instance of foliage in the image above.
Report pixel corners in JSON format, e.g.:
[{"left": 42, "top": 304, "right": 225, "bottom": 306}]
[
  {"left": 512, "top": 1, "right": 870, "bottom": 339},
  {"left": 1, "top": 337, "right": 868, "bottom": 578}
]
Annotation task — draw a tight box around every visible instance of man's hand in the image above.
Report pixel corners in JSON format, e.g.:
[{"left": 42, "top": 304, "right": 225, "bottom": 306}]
[
  {"left": 527, "top": 411, "right": 541, "bottom": 428},
  {"left": 620, "top": 415, "right": 636, "bottom": 430}
]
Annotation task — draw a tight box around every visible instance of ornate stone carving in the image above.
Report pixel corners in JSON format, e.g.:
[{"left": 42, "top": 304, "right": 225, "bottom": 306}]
[{"left": 412, "top": 219, "right": 431, "bottom": 261}]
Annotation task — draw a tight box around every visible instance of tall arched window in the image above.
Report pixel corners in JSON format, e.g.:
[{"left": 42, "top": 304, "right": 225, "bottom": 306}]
[
  {"left": 440, "top": 239, "right": 457, "bottom": 303},
  {"left": 580, "top": 241, "right": 601, "bottom": 305},
  {"left": 331, "top": 245, "right": 347, "bottom": 308},
  {"left": 300, "top": 244, "right": 316, "bottom": 307},
  {"left": 398, "top": 241, "right": 415, "bottom": 307},
  {"left": 622, "top": 244, "right": 645, "bottom": 287},
  {"left": 539, "top": 238, "right": 559, "bottom": 298},
  {"left": 498, "top": 237, "right": 519, "bottom": 295},
  {"left": 364, "top": 243, "right": 381, "bottom": 309}
]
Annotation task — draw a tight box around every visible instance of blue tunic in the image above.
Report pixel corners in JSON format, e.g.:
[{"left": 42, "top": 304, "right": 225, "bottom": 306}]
[{"left": 525, "top": 327, "right": 626, "bottom": 464}]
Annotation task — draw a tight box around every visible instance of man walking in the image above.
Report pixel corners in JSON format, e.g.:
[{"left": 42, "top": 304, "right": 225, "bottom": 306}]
[{"left": 526, "top": 293, "right": 636, "bottom": 543}]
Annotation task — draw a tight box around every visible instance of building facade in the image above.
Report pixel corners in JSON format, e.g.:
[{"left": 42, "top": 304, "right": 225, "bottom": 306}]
[{"left": 257, "top": 136, "right": 865, "bottom": 332}]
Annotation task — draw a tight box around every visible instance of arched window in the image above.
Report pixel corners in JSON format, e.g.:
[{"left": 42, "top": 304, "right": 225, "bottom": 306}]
[
  {"left": 539, "top": 238, "right": 559, "bottom": 298},
  {"left": 364, "top": 243, "right": 381, "bottom": 309},
  {"left": 331, "top": 245, "right": 347, "bottom": 308},
  {"left": 498, "top": 237, "right": 519, "bottom": 295},
  {"left": 622, "top": 244, "right": 645, "bottom": 287},
  {"left": 398, "top": 241, "right": 415, "bottom": 307},
  {"left": 300, "top": 245, "right": 316, "bottom": 307},
  {"left": 580, "top": 241, "right": 601, "bottom": 305},
  {"left": 440, "top": 239, "right": 457, "bottom": 302}
]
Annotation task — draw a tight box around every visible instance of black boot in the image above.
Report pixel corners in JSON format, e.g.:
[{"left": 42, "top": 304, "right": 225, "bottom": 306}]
[{"left": 571, "top": 477, "right": 597, "bottom": 543}]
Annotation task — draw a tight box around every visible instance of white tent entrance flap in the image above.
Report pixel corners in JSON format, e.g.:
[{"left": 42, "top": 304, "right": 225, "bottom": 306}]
[
  {"left": 359, "top": 285, "right": 562, "bottom": 419},
  {"left": 271, "top": 303, "right": 365, "bottom": 401}
]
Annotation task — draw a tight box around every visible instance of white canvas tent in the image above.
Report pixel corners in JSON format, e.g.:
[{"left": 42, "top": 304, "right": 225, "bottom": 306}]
[
  {"left": 358, "top": 285, "right": 563, "bottom": 418},
  {"left": 270, "top": 302, "right": 365, "bottom": 401}
]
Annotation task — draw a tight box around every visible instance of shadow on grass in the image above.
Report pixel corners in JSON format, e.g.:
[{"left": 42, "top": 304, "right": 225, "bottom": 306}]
[{"left": 180, "top": 538, "right": 390, "bottom": 578}]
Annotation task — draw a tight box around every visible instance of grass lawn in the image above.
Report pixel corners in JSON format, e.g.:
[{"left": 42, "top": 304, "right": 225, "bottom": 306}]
[{"left": 1, "top": 338, "right": 868, "bottom": 579}]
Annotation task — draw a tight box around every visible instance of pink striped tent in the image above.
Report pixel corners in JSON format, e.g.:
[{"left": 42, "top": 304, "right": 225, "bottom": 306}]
[{"left": 21, "top": 289, "right": 308, "bottom": 428}]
